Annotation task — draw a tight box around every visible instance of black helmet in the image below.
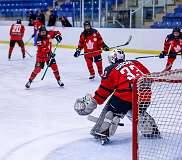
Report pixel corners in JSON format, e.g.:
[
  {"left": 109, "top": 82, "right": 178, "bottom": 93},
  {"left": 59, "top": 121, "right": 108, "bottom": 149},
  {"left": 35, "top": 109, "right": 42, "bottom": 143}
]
[
  {"left": 172, "top": 27, "right": 181, "bottom": 39},
  {"left": 38, "top": 25, "right": 47, "bottom": 37},
  {"left": 17, "top": 19, "right": 21, "bottom": 24},
  {"left": 172, "top": 27, "right": 181, "bottom": 33},
  {"left": 84, "top": 20, "right": 91, "bottom": 27}
]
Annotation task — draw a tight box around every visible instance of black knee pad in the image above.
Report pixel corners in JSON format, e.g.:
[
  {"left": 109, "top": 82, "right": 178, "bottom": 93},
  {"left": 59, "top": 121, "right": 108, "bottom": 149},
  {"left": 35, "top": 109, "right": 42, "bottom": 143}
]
[
  {"left": 94, "top": 55, "right": 102, "bottom": 62},
  {"left": 48, "top": 58, "right": 56, "bottom": 67},
  {"left": 35, "top": 62, "right": 45, "bottom": 69}
]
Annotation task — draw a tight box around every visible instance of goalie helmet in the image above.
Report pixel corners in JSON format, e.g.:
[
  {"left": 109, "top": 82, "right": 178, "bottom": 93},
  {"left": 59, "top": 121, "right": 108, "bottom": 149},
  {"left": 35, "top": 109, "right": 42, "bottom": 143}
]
[{"left": 108, "top": 49, "right": 125, "bottom": 64}]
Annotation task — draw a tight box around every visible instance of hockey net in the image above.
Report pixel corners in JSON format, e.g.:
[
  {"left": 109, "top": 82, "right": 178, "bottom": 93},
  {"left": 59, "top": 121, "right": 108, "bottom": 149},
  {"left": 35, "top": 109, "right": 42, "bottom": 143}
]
[{"left": 132, "top": 69, "right": 182, "bottom": 160}]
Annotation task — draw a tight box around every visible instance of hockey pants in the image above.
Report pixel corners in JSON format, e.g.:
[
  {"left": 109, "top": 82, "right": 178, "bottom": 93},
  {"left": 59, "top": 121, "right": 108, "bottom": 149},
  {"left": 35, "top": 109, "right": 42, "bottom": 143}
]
[
  {"left": 8, "top": 40, "right": 25, "bottom": 59},
  {"left": 29, "top": 59, "right": 60, "bottom": 81},
  {"left": 164, "top": 57, "right": 176, "bottom": 71},
  {"left": 85, "top": 55, "right": 103, "bottom": 76}
]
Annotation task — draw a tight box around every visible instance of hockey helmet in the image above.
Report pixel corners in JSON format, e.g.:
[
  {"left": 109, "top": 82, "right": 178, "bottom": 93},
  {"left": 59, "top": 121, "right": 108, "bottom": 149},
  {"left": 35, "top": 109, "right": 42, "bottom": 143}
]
[
  {"left": 172, "top": 27, "right": 181, "bottom": 33},
  {"left": 108, "top": 49, "right": 125, "bottom": 64},
  {"left": 83, "top": 20, "right": 91, "bottom": 31},
  {"left": 38, "top": 25, "right": 47, "bottom": 37},
  {"left": 172, "top": 27, "right": 181, "bottom": 39},
  {"left": 17, "top": 19, "right": 22, "bottom": 24}
]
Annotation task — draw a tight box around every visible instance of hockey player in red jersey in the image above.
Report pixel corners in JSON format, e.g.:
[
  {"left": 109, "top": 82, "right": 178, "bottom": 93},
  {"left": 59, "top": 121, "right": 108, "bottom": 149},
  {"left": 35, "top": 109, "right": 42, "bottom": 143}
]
[
  {"left": 74, "top": 49, "right": 160, "bottom": 143},
  {"left": 8, "top": 19, "right": 25, "bottom": 60},
  {"left": 159, "top": 27, "right": 182, "bottom": 71},
  {"left": 74, "top": 20, "right": 109, "bottom": 79},
  {"left": 25, "top": 26, "right": 64, "bottom": 88}
]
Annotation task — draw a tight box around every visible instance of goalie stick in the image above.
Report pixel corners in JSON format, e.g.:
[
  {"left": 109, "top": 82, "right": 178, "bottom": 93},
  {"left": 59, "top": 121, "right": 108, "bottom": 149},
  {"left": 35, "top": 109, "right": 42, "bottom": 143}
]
[
  {"left": 80, "top": 35, "right": 132, "bottom": 55},
  {"left": 87, "top": 115, "right": 124, "bottom": 126}
]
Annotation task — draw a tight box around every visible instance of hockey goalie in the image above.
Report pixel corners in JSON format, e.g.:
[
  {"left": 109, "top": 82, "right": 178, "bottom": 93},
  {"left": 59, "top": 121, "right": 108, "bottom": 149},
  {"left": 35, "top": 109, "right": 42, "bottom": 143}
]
[{"left": 74, "top": 49, "right": 160, "bottom": 144}]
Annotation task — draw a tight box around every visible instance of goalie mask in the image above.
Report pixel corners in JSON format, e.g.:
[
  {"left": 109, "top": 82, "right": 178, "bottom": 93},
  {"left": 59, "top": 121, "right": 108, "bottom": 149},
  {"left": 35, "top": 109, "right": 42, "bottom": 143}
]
[{"left": 108, "top": 49, "right": 125, "bottom": 64}]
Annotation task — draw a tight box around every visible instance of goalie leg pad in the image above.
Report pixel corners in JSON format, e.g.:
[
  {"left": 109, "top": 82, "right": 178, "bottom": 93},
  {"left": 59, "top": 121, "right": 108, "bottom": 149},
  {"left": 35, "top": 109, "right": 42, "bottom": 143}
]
[
  {"left": 139, "top": 111, "right": 160, "bottom": 137},
  {"left": 109, "top": 116, "right": 120, "bottom": 136},
  {"left": 90, "top": 109, "right": 124, "bottom": 137},
  {"left": 90, "top": 108, "right": 108, "bottom": 136},
  {"left": 99, "top": 111, "right": 114, "bottom": 134}
]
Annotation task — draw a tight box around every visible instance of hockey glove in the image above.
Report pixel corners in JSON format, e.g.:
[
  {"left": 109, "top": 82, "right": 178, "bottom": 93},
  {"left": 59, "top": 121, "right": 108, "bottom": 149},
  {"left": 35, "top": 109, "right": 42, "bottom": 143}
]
[
  {"left": 74, "top": 48, "right": 81, "bottom": 57},
  {"left": 55, "top": 34, "right": 62, "bottom": 43},
  {"left": 50, "top": 52, "right": 56, "bottom": 58},
  {"left": 103, "top": 44, "right": 110, "bottom": 51},
  {"left": 74, "top": 94, "right": 97, "bottom": 116},
  {"left": 159, "top": 52, "right": 165, "bottom": 58}
]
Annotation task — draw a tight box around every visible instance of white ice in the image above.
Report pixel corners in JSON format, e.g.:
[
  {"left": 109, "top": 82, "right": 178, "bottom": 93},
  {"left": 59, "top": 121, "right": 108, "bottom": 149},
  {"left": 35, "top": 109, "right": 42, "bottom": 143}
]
[{"left": 0, "top": 44, "right": 181, "bottom": 160}]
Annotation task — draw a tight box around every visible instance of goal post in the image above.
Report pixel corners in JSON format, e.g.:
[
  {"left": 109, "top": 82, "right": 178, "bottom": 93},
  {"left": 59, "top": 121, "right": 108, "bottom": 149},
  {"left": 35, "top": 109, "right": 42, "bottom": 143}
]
[{"left": 132, "top": 69, "right": 182, "bottom": 160}]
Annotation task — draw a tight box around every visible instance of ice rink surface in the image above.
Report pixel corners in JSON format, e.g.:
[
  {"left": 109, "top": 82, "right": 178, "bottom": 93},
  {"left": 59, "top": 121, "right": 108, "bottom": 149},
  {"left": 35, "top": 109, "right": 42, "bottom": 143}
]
[{"left": 0, "top": 44, "right": 181, "bottom": 160}]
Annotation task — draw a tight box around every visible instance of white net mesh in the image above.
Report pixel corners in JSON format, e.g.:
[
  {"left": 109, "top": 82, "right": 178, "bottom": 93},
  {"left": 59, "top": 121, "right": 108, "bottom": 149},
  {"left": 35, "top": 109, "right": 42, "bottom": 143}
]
[{"left": 136, "top": 70, "right": 182, "bottom": 160}]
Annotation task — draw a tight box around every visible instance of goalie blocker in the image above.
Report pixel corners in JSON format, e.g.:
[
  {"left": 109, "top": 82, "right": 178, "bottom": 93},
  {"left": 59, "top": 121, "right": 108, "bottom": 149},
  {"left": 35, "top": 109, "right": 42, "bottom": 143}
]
[{"left": 74, "top": 49, "right": 160, "bottom": 143}]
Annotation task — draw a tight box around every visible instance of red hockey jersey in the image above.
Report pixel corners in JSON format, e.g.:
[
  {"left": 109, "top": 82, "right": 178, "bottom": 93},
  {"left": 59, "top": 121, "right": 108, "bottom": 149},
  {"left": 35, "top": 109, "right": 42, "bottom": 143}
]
[
  {"left": 10, "top": 24, "right": 25, "bottom": 40},
  {"left": 163, "top": 33, "right": 182, "bottom": 54},
  {"left": 93, "top": 60, "right": 150, "bottom": 104},
  {"left": 36, "top": 30, "right": 61, "bottom": 62},
  {"left": 78, "top": 29, "right": 105, "bottom": 58}
]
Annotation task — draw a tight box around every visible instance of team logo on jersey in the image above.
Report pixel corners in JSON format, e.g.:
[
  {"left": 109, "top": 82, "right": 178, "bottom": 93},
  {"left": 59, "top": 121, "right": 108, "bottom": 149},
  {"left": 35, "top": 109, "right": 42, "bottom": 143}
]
[
  {"left": 174, "top": 45, "right": 181, "bottom": 52},
  {"left": 86, "top": 40, "right": 94, "bottom": 49},
  {"left": 93, "top": 33, "right": 96, "bottom": 37},
  {"left": 94, "top": 38, "right": 97, "bottom": 41}
]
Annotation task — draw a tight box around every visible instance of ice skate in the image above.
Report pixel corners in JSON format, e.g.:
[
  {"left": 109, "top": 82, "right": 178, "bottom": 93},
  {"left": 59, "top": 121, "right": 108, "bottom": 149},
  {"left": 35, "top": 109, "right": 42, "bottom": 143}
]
[
  {"left": 25, "top": 80, "right": 32, "bottom": 88},
  {"left": 93, "top": 131, "right": 110, "bottom": 145},
  {"left": 57, "top": 80, "right": 64, "bottom": 87},
  {"left": 89, "top": 75, "right": 95, "bottom": 80}
]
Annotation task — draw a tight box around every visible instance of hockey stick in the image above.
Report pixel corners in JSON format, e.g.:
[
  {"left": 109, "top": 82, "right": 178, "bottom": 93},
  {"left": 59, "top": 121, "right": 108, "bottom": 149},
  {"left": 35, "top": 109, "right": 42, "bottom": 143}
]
[
  {"left": 109, "top": 35, "right": 132, "bottom": 49},
  {"left": 135, "top": 45, "right": 177, "bottom": 60},
  {"left": 135, "top": 54, "right": 181, "bottom": 60},
  {"left": 87, "top": 115, "right": 124, "bottom": 126},
  {"left": 135, "top": 55, "right": 160, "bottom": 59},
  {"left": 80, "top": 35, "right": 132, "bottom": 56},
  {"left": 24, "top": 36, "right": 33, "bottom": 45},
  {"left": 25, "top": 50, "right": 33, "bottom": 57},
  {"left": 41, "top": 43, "right": 59, "bottom": 80}
]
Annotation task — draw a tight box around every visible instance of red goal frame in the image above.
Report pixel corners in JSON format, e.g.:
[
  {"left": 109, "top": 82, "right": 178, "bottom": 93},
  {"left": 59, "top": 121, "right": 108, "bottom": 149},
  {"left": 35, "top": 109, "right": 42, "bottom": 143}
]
[{"left": 132, "top": 69, "right": 182, "bottom": 160}]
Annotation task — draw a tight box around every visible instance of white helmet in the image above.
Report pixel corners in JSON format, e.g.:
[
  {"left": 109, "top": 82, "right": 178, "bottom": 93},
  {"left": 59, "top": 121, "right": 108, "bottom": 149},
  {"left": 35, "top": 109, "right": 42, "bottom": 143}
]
[{"left": 108, "top": 49, "right": 125, "bottom": 64}]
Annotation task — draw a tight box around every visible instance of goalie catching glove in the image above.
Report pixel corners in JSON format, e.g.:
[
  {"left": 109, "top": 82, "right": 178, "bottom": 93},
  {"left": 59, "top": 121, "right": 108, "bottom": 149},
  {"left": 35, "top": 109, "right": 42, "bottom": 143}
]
[{"left": 74, "top": 94, "right": 97, "bottom": 116}]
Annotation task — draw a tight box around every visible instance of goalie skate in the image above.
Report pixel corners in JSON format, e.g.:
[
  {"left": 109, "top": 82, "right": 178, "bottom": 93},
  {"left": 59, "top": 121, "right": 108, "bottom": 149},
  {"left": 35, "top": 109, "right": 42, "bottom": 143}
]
[{"left": 93, "top": 132, "right": 110, "bottom": 145}]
